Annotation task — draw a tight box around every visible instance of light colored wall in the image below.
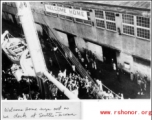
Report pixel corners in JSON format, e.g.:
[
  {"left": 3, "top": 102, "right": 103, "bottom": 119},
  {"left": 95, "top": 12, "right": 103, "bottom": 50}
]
[
  {"left": 117, "top": 52, "right": 151, "bottom": 80},
  {"left": 117, "top": 52, "right": 134, "bottom": 73},
  {"left": 86, "top": 42, "right": 103, "bottom": 61},
  {"left": 75, "top": 37, "right": 87, "bottom": 51},
  {"left": 56, "top": 31, "right": 69, "bottom": 47},
  {"left": 133, "top": 62, "right": 151, "bottom": 80}
]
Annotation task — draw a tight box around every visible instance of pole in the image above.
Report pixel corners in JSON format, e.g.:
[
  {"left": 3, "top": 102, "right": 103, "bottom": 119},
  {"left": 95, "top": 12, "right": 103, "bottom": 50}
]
[{"left": 15, "top": 2, "right": 79, "bottom": 100}]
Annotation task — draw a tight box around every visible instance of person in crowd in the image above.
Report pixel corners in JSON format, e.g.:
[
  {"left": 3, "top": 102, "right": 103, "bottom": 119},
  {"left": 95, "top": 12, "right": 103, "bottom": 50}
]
[
  {"left": 75, "top": 46, "right": 78, "bottom": 56},
  {"left": 109, "top": 91, "right": 114, "bottom": 99},
  {"left": 49, "top": 58, "right": 53, "bottom": 66},
  {"left": 112, "top": 59, "right": 116, "bottom": 71},
  {"left": 81, "top": 57, "right": 85, "bottom": 66},
  {"left": 134, "top": 71, "right": 140, "bottom": 83},
  {"left": 116, "top": 69, "right": 121, "bottom": 82},
  {"left": 72, "top": 65, "right": 76, "bottom": 73},
  {"left": 130, "top": 72, "right": 134, "bottom": 81},
  {"left": 103, "top": 56, "right": 106, "bottom": 63},
  {"left": 94, "top": 61, "right": 97, "bottom": 70},
  {"left": 85, "top": 51, "right": 90, "bottom": 63},
  {"left": 96, "top": 79, "right": 103, "bottom": 91},
  {"left": 137, "top": 77, "right": 144, "bottom": 95},
  {"left": 85, "top": 64, "right": 88, "bottom": 70},
  {"left": 53, "top": 46, "right": 58, "bottom": 52},
  {"left": 2, "top": 52, "right": 121, "bottom": 100},
  {"left": 120, "top": 93, "right": 124, "bottom": 99},
  {"left": 69, "top": 51, "right": 73, "bottom": 58},
  {"left": 143, "top": 75, "right": 147, "bottom": 92},
  {"left": 65, "top": 52, "right": 68, "bottom": 58}
]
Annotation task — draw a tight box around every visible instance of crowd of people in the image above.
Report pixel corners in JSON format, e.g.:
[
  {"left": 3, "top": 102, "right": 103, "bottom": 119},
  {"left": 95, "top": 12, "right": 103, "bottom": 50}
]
[
  {"left": 69, "top": 45, "right": 150, "bottom": 98},
  {"left": 44, "top": 69, "right": 123, "bottom": 100},
  {"left": 3, "top": 32, "right": 149, "bottom": 100},
  {"left": 130, "top": 71, "right": 148, "bottom": 95},
  {"left": 4, "top": 36, "right": 149, "bottom": 100},
  {"left": 74, "top": 47, "right": 97, "bottom": 76},
  {"left": 2, "top": 69, "right": 41, "bottom": 100},
  {"left": 2, "top": 34, "right": 124, "bottom": 100},
  {"left": 2, "top": 64, "right": 123, "bottom": 100}
]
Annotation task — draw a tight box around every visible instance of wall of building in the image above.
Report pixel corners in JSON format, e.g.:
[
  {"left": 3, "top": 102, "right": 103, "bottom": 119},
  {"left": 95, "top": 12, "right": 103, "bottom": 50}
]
[
  {"left": 134, "top": 61, "right": 151, "bottom": 80},
  {"left": 75, "top": 37, "right": 87, "bottom": 51},
  {"left": 2, "top": 3, "right": 151, "bottom": 80},
  {"left": 3, "top": 3, "right": 150, "bottom": 59},
  {"left": 86, "top": 42, "right": 103, "bottom": 61},
  {"left": 117, "top": 52, "right": 134, "bottom": 72},
  {"left": 56, "top": 31, "right": 69, "bottom": 47}
]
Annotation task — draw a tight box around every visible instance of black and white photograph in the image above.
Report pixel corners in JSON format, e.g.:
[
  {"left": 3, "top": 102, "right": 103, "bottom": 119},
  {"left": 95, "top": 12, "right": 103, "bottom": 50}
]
[{"left": 1, "top": 1, "right": 151, "bottom": 101}]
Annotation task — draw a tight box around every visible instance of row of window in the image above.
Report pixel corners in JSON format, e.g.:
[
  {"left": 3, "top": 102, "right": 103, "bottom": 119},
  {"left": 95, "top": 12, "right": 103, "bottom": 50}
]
[
  {"left": 95, "top": 10, "right": 150, "bottom": 40},
  {"left": 3, "top": 3, "right": 151, "bottom": 40},
  {"left": 95, "top": 10, "right": 117, "bottom": 33}
]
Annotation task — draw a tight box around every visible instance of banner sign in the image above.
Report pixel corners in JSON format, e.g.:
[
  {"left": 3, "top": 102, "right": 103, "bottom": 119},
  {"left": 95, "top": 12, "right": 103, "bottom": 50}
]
[{"left": 45, "top": 5, "right": 88, "bottom": 20}]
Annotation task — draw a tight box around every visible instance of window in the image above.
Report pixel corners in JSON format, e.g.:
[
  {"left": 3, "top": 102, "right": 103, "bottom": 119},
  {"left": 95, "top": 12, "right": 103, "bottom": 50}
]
[
  {"left": 75, "top": 18, "right": 83, "bottom": 23},
  {"left": 122, "top": 14, "right": 135, "bottom": 36},
  {"left": 75, "top": 10, "right": 84, "bottom": 23},
  {"left": 57, "top": 4, "right": 62, "bottom": 7},
  {"left": 59, "top": 15, "right": 66, "bottom": 19},
  {"left": 96, "top": 19, "right": 105, "bottom": 28},
  {"left": 105, "top": 12, "right": 116, "bottom": 31},
  {"left": 136, "top": 16, "right": 150, "bottom": 40},
  {"left": 123, "top": 25, "right": 134, "bottom": 35},
  {"left": 133, "top": 57, "right": 150, "bottom": 67},
  {"left": 95, "top": 10, "right": 104, "bottom": 19},
  {"left": 121, "top": 14, "right": 150, "bottom": 39},
  {"left": 45, "top": 12, "right": 58, "bottom": 17},
  {"left": 74, "top": 7, "right": 92, "bottom": 25},
  {"left": 64, "top": 6, "right": 73, "bottom": 21},
  {"left": 45, "top": 4, "right": 58, "bottom": 17},
  {"left": 122, "top": 14, "right": 134, "bottom": 25},
  {"left": 73, "top": 7, "right": 83, "bottom": 23},
  {"left": 83, "top": 19, "right": 92, "bottom": 25},
  {"left": 82, "top": 7, "right": 92, "bottom": 25},
  {"left": 95, "top": 10, "right": 105, "bottom": 29},
  {"left": 105, "top": 12, "right": 115, "bottom": 21},
  {"left": 137, "top": 16, "right": 150, "bottom": 28},
  {"left": 65, "top": 16, "right": 73, "bottom": 21},
  {"left": 106, "top": 21, "right": 116, "bottom": 31},
  {"left": 95, "top": 10, "right": 116, "bottom": 31},
  {"left": 57, "top": 4, "right": 66, "bottom": 19},
  {"left": 82, "top": 7, "right": 91, "bottom": 12},
  {"left": 137, "top": 28, "right": 150, "bottom": 39},
  {"left": 51, "top": 13, "right": 58, "bottom": 17}
]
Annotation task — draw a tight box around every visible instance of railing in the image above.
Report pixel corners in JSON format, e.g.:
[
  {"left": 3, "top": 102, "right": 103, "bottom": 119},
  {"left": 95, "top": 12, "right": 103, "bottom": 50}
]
[
  {"left": 53, "top": 36, "right": 122, "bottom": 98},
  {"left": 62, "top": 45, "right": 96, "bottom": 84},
  {"left": 40, "top": 17, "right": 121, "bottom": 99}
]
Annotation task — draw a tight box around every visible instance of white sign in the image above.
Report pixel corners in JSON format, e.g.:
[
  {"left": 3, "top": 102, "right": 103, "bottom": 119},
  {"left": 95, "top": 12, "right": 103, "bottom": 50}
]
[
  {"left": 124, "top": 62, "right": 130, "bottom": 70},
  {"left": 45, "top": 5, "right": 88, "bottom": 20}
]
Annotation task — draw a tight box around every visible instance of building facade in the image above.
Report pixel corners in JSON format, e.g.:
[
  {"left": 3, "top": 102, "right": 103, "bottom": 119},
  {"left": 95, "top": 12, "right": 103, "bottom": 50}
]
[{"left": 2, "top": 1, "right": 151, "bottom": 80}]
